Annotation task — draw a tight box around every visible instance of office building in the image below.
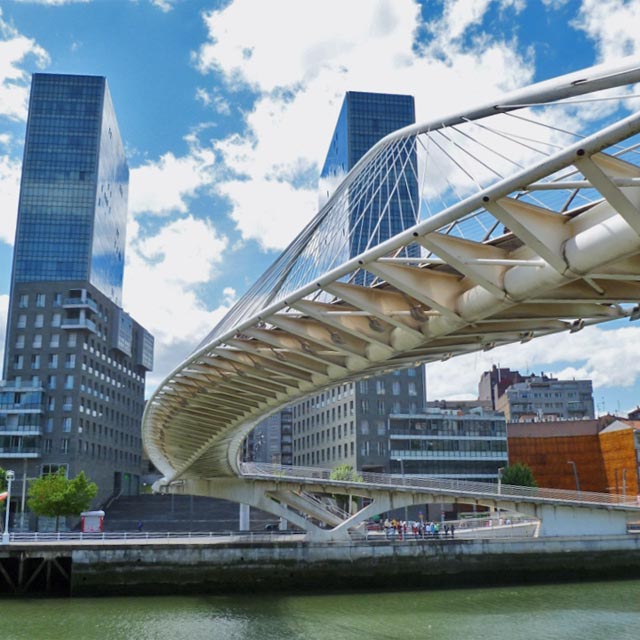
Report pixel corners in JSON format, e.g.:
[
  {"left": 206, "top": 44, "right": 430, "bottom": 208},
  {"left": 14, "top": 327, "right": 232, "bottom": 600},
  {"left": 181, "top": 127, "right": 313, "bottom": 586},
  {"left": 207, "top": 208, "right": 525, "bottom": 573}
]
[
  {"left": 292, "top": 92, "right": 426, "bottom": 473},
  {"left": 388, "top": 407, "right": 508, "bottom": 481},
  {"left": 250, "top": 409, "right": 293, "bottom": 466},
  {"left": 0, "top": 74, "right": 153, "bottom": 525},
  {"left": 496, "top": 374, "right": 594, "bottom": 422}
]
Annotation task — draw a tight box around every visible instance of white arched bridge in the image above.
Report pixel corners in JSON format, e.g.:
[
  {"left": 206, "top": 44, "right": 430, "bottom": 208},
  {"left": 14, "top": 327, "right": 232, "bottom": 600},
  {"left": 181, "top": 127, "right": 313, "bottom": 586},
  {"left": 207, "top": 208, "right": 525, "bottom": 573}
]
[{"left": 143, "top": 59, "right": 640, "bottom": 540}]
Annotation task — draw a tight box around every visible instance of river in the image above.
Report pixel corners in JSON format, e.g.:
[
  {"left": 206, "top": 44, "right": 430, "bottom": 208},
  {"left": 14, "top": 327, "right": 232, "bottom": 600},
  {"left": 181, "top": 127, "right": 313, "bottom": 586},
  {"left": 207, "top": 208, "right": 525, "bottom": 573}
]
[{"left": 2, "top": 579, "right": 639, "bottom": 639}]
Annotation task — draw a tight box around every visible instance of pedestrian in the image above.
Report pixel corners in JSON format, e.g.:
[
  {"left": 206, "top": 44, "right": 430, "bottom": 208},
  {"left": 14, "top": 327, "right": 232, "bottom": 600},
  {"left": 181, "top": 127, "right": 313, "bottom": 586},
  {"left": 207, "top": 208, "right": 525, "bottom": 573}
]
[
  {"left": 450, "top": 522, "right": 455, "bottom": 538},
  {"left": 136, "top": 520, "right": 143, "bottom": 532}
]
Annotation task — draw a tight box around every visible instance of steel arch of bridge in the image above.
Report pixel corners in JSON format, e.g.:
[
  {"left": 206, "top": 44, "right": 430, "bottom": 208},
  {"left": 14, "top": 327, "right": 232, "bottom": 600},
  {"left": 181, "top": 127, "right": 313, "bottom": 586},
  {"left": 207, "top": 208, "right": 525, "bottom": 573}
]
[{"left": 143, "top": 59, "right": 640, "bottom": 537}]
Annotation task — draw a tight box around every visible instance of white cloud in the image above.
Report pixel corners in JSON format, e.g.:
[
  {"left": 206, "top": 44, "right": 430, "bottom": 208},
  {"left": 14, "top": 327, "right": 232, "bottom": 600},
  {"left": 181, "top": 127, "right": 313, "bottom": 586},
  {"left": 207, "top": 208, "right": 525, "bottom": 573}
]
[
  {"left": 0, "top": 9, "right": 49, "bottom": 122},
  {"left": 195, "top": 87, "right": 231, "bottom": 115},
  {"left": 574, "top": 0, "right": 640, "bottom": 62},
  {"left": 194, "top": 0, "right": 535, "bottom": 250},
  {"left": 123, "top": 215, "right": 232, "bottom": 392},
  {"left": 129, "top": 141, "right": 216, "bottom": 216},
  {"left": 0, "top": 154, "right": 20, "bottom": 244},
  {"left": 426, "top": 324, "right": 640, "bottom": 401}
]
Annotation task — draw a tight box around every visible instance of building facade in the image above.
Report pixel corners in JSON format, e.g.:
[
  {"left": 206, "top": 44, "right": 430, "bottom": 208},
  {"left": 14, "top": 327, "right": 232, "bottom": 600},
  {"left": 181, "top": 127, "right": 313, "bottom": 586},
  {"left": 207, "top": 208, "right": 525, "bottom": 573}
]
[
  {"left": 496, "top": 374, "right": 594, "bottom": 422},
  {"left": 388, "top": 407, "right": 508, "bottom": 481},
  {"left": 507, "top": 416, "right": 639, "bottom": 495},
  {"left": 292, "top": 92, "right": 426, "bottom": 473},
  {"left": 0, "top": 74, "right": 153, "bottom": 524},
  {"left": 250, "top": 409, "right": 293, "bottom": 466}
]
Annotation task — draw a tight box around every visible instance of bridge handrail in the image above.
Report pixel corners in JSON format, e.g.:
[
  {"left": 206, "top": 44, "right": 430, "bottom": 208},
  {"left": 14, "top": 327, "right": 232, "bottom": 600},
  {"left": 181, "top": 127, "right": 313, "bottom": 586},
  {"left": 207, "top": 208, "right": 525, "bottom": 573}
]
[
  {"left": 5, "top": 530, "right": 306, "bottom": 544},
  {"left": 240, "top": 462, "right": 640, "bottom": 508}
]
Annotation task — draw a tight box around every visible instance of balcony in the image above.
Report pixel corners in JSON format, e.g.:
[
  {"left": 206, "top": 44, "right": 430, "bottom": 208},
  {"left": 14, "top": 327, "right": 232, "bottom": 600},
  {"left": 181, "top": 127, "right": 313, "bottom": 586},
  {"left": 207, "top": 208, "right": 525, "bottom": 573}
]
[
  {"left": 63, "top": 297, "right": 98, "bottom": 313},
  {"left": 61, "top": 317, "right": 97, "bottom": 333},
  {"left": 0, "top": 425, "right": 41, "bottom": 436},
  {"left": 0, "top": 447, "right": 40, "bottom": 458}
]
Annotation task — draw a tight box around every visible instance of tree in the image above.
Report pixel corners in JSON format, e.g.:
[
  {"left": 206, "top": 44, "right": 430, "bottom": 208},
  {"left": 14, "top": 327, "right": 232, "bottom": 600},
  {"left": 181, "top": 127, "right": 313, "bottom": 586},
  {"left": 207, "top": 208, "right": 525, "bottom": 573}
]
[
  {"left": 27, "top": 469, "right": 98, "bottom": 531},
  {"left": 501, "top": 463, "right": 538, "bottom": 488},
  {"left": 330, "top": 464, "right": 363, "bottom": 513}
]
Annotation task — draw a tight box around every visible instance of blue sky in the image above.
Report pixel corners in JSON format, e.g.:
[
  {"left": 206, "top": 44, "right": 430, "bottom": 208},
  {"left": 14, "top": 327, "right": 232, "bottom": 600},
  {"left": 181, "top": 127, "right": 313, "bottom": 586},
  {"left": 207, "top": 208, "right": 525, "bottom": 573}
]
[{"left": 1, "top": 0, "right": 640, "bottom": 415}]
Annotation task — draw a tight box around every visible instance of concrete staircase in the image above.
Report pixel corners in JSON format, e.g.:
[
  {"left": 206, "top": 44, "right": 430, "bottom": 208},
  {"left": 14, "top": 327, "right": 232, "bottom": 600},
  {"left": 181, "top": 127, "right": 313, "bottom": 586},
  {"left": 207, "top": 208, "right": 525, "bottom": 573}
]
[{"left": 103, "top": 494, "right": 278, "bottom": 533}]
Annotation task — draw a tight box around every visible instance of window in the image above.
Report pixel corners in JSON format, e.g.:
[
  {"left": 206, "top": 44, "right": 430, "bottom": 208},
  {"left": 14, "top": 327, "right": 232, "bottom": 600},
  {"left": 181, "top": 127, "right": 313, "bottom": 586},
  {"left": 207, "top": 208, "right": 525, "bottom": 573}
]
[
  {"left": 359, "top": 380, "right": 368, "bottom": 393},
  {"left": 32, "top": 334, "right": 42, "bottom": 348},
  {"left": 48, "top": 354, "right": 58, "bottom": 368},
  {"left": 67, "top": 333, "right": 77, "bottom": 347},
  {"left": 392, "top": 382, "right": 401, "bottom": 396},
  {"left": 48, "top": 396, "right": 55, "bottom": 411},
  {"left": 31, "top": 376, "right": 40, "bottom": 387},
  {"left": 60, "top": 439, "right": 69, "bottom": 454},
  {"left": 50, "top": 334, "right": 60, "bottom": 348},
  {"left": 63, "top": 418, "right": 72, "bottom": 432},
  {"left": 13, "top": 355, "right": 23, "bottom": 370},
  {"left": 52, "top": 313, "right": 61, "bottom": 327},
  {"left": 360, "top": 420, "right": 369, "bottom": 435},
  {"left": 376, "top": 420, "right": 386, "bottom": 436},
  {"left": 376, "top": 380, "right": 385, "bottom": 395},
  {"left": 17, "top": 314, "right": 27, "bottom": 329},
  {"left": 18, "top": 294, "right": 28, "bottom": 308},
  {"left": 30, "top": 355, "right": 40, "bottom": 369},
  {"left": 34, "top": 314, "right": 44, "bottom": 328},
  {"left": 64, "top": 374, "right": 74, "bottom": 390},
  {"left": 408, "top": 382, "right": 417, "bottom": 396},
  {"left": 65, "top": 354, "right": 76, "bottom": 369},
  {"left": 377, "top": 399, "right": 385, "bottom": 415},
  {"left": 45, "top": 418, "right": 54, "bottom": 433},
  {"left": 63, "top": 396, "right": 73, "bottom": 411},
  {"left": 47, "top": 375, "right": 56, "bottom": 390},
  {"left": 43, "top": 439, "right": 53, "bottom": 454},
  {"left": 53, "top": 293, "right": 62, "bottom": 307},
  {"left": 15, "top": 335, "right": 25, "bottom": 349},
  {"left": 407, "top": 367, "right": 416, "bottom": 377},
  {"left": 36, "top": 293, "right": 46, "bottom": 308}
]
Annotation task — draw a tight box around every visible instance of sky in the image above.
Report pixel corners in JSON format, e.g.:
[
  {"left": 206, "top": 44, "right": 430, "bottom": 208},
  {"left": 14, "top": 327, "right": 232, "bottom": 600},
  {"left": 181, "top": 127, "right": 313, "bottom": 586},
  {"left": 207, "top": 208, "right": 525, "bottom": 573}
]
[{"left": 1, "top": 0, "right": 640, "bottom": 415}]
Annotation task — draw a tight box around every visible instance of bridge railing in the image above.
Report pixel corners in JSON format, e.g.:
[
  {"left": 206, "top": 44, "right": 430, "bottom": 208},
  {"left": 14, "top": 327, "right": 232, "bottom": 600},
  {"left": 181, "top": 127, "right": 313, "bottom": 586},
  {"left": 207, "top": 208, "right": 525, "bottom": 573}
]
[{"left": 240, "top": 462, "right": 640, "bottom": 509}]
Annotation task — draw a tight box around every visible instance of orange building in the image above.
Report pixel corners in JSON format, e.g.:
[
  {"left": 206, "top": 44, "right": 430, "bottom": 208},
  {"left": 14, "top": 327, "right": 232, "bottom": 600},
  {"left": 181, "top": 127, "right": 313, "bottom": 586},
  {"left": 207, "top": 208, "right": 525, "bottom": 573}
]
[{"left": 507, "top": 416, "right": 640, "bottom": 497}]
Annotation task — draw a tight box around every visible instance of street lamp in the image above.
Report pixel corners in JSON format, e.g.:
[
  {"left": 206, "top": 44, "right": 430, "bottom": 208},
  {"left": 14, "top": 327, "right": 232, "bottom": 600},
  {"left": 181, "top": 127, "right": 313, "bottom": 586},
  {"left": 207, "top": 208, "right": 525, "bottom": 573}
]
[
  {"left": 497, "top": 467, "right": 505, "bottom": 495},
  {"left": 567, "top": 460, "right": 581, "bottom": 494},
  {"left": 2, "top": 470, "right": 15, "bottom": 545}
]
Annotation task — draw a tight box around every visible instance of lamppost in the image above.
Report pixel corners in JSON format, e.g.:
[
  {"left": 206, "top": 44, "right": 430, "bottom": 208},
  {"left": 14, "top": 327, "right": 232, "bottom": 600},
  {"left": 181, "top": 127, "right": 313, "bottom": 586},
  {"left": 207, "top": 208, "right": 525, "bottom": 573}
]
[
  {"left": 497, "top": 467, "right": 505, "bottom": 495},
  {"left": 567, "top": 460, "right": 581, "bottom": 494},
  {"left": 2, "top": 470, "right": 15, "bottom": 545}
]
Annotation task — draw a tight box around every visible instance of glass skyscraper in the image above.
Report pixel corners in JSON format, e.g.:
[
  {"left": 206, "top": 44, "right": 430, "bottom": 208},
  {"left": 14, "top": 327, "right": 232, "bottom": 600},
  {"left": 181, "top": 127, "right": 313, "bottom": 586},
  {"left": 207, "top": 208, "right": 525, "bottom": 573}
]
[
  {"left": 292, "top": 92, "right": 426, "bottom": 474},
  {"left": 0, "top": 74, "right": 153, "bottom": 530},
  {"left": 320, "top": 91, "right": 419, "bottom": 261}
]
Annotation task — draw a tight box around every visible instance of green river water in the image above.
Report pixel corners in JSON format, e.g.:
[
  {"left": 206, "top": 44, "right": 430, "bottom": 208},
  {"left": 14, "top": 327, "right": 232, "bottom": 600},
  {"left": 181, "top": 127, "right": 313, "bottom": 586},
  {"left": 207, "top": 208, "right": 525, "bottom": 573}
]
[{"left": 2, "top": 579, "right": 639, "bottom": 640}]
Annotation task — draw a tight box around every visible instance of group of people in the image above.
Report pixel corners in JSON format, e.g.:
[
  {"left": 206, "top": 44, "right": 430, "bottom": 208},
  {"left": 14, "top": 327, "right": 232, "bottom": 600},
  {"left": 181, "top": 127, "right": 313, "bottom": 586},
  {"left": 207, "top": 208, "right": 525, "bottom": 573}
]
[{"left": 381, "top": 518, "right": 455, "bottom": 540}]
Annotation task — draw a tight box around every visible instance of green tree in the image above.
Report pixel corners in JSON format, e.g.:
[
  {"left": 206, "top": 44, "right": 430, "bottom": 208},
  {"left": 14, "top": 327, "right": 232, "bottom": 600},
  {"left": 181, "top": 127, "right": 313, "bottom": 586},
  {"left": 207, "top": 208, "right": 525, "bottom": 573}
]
[
  {"left": 27, "top": 469, "right": 98, "bottom": 531},
  {"left": 501, "top": 463, "right": 538, "bottom": 488},
  {"left": 330, "top": 464, "right": 363, "bottom": 513}
]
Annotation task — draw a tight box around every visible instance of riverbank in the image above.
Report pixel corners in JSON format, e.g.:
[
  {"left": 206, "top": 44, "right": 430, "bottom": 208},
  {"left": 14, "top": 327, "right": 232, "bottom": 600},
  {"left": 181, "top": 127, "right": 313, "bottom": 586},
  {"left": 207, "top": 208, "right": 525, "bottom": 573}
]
[{"left": 2, "top": 534, "right": 640, "bottom": 596}]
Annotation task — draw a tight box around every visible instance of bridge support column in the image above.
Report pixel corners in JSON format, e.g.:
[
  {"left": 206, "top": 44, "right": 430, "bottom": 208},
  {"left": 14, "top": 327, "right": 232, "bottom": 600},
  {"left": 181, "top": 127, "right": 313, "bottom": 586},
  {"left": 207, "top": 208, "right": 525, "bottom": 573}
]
[{"left": 239, "top": 504, "right": 250, "bottom": 531}]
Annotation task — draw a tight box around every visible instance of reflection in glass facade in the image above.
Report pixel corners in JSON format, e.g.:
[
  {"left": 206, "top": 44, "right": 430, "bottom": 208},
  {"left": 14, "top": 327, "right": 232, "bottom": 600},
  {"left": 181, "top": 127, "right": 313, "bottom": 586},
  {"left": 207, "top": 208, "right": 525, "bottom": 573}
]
[
  {"left": 13, "top": 74, "right": 127, "bottom": 306},
  {"left": 320, "top": 92, "right": 419, "bottom": 280}
]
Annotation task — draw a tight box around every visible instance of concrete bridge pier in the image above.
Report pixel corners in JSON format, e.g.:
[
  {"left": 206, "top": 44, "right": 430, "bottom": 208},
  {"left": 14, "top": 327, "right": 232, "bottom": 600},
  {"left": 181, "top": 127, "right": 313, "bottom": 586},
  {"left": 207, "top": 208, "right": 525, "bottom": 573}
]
[{"left": 515, "top": 502, "right": 636, "bottom": 536}]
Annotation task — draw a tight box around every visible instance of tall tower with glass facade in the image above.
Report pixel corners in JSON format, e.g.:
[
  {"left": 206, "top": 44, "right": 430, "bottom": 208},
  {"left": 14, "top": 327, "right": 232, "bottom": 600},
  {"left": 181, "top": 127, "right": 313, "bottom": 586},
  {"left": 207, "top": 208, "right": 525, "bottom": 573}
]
[
  {"left": 292, "top": 92, "right": 426, "bottom": 473},
  {"left": 0, "top": 74, "right": 153, "bottom": 527}
]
